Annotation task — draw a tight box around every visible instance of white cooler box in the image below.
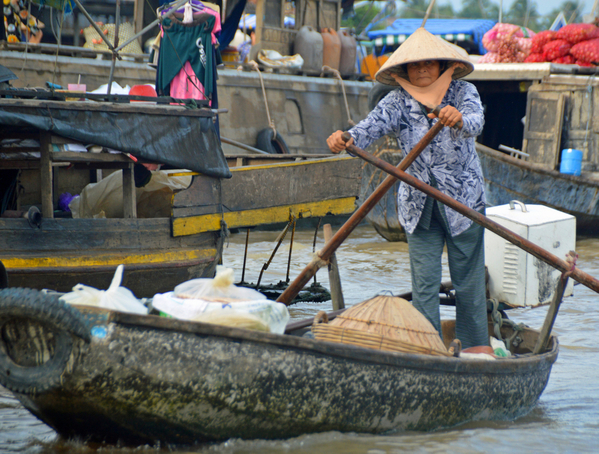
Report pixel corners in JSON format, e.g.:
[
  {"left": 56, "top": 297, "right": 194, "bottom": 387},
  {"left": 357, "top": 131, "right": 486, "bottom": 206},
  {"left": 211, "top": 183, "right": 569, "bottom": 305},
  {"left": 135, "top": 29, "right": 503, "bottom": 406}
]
[{"left": 484, "top": 201, "right": 575, "bottom": 308}]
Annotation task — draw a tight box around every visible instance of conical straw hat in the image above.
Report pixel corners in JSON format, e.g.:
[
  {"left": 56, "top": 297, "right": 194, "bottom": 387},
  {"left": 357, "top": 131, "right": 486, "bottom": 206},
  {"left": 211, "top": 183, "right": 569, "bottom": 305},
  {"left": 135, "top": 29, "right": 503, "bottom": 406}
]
[
  {"left": 375, "top": 27, "right": 474, "bottom": 86},
  {"left": 312, "top": 295, "right": 449, "bottom": 356}
]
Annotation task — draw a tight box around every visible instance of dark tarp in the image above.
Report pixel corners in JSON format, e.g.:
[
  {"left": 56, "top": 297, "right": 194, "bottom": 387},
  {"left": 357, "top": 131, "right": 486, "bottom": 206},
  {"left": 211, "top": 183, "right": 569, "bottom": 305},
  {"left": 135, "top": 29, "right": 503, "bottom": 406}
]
[{"left": 0, "top": 101, "right": 232, "bottom": 178}]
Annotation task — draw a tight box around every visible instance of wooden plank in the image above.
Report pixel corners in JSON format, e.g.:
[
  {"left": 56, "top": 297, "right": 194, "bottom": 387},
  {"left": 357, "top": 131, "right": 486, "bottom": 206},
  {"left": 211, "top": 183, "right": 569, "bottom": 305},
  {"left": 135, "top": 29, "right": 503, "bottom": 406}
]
[
  {"left": 122, "top": 163, "right": 137, "bottom": 218},
  {"left": 0, "top": 98, "right": 214, "bottom": 117},
  {"left": 522, "top": 90, "right": 565, "bottom": 169},
  {"left": 133, "top": 0, "right": 144, "bottom": 39},
  {"left": 173, "top": 157, "right": 361, "bottom": 213},
  {"left": 39, "top": 132, "right": 54, "bottom": 218},
  {"left": 0, "top": 218, "right": 217, "bottom": 252},
  {"left": 172, "top": 197, "right": 357, "bottom": 236},
  {"left": 1, "top": 247, "right": 217, "bottom": 270}
]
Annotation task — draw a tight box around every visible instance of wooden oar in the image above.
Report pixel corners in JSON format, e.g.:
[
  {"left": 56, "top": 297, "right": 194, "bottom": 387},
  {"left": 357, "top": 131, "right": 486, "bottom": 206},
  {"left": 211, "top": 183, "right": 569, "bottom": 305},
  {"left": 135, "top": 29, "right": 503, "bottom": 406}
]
[
  {"left": 342, "top": 136, "right": 599, "bottom": 295},
  {"left": 276, "top": 116, "right": 445, "bottom": 305}
]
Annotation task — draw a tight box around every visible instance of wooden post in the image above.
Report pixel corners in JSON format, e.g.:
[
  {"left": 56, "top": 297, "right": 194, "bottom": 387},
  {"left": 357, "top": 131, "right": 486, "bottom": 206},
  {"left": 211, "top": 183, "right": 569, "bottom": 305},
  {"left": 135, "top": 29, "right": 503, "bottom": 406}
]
[
  {"left": 122, "top": 163, "right": 137, "bottom": 219},
  {"left": 39, "top": 132, "right": 53, "bottom": 219},
  {"left": 133, "top": 0, "right": 145, "bottom": 43},
  {"left": 323, "top": 224, "right": 344, "bottom": 310}
]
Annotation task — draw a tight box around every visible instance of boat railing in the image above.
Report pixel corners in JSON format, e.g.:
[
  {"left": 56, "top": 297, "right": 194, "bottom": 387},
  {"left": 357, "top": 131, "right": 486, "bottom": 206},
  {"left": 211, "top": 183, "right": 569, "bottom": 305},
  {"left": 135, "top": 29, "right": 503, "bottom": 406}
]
[{"left": 499, "top": 144, "right": 530, "bottom": 160}]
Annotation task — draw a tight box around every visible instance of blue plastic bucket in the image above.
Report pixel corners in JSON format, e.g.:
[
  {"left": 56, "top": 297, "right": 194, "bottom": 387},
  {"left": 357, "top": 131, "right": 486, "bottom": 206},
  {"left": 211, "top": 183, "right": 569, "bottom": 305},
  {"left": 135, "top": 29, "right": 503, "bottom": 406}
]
[{"left": 560, "top": 149, "right": 582, "bottom": 176}]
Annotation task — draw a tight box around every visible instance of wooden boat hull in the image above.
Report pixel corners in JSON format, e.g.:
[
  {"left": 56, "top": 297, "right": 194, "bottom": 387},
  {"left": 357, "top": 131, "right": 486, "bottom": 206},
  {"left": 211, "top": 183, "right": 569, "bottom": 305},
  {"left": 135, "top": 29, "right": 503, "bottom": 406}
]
[
  {"left": 476, "top": 143, "right": 599, "bottom": 231},
  {"left": 0, "top": 218, "right": 221, "bottom": 296},
  {"left": 0, "top": 290, "right": 558, "bottom": 445}
]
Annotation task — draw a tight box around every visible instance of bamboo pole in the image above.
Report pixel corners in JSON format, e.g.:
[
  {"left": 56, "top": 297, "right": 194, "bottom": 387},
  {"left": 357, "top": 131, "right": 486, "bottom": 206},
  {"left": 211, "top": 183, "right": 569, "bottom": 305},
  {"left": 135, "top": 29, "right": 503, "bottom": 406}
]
[
  {"left": 276, "top": 117, "right": 445, "bottom": 305},
  {"left": 323, "top": 224, "right": 344, "bottom": 310}
]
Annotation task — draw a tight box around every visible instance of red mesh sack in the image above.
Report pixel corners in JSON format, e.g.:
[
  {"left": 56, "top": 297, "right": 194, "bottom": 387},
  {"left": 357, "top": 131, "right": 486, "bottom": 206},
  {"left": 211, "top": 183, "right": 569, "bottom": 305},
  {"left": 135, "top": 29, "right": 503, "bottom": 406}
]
[
  {"left": 570, "top": 39, "right": 599, "bottom": 64},
  {"left": 524, "top": 52, "right": 546, "bottom": 63},
  {"left": 555, "top": 24, "right": 599, "bottom": 44},
  {"left": 552, "top": 55, "right": 576, "bottom": 64},
  {"left": 543, "top": 40, "right": 572, "bottom": 61},
  {"left": 531, "top": 30, "right": 556, "bottom": 54}
]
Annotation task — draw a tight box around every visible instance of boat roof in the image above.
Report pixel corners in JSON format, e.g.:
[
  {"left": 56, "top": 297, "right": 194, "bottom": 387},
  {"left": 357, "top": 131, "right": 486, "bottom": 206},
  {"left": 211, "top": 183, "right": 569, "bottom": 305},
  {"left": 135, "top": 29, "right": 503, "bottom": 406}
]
[
  {"left": 0, "top": 96, "right": 232, "bottom": 178},
  {"left": 367, "top": 19, "right": 497, "bottom": 55}
]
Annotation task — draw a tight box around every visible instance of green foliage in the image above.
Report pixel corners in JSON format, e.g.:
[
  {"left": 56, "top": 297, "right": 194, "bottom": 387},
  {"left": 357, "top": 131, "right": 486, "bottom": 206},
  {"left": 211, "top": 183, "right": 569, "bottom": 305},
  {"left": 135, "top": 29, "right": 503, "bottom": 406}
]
[
  {"left": 399, "top": 1, "right": 455, "bottom": 20},
  {"left": 457, "top": 0, "right": 499, "bottom": 20},
  {"left": 341, "top": 3, "right": 382, "bottom": 35},
  {"left": 505, "top": 0, "right": 542, "bottom": 32},
  {"left": 538, "top": 1, "right": 584, "bottom": 31}
]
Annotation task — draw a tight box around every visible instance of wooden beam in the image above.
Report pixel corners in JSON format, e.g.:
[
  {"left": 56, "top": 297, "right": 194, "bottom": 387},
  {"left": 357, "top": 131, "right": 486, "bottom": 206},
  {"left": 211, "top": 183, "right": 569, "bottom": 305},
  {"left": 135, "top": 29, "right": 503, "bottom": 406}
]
[
  {"left": 39, "top": 132, "right": 54, "bottom": 219},
  {"left": 122, "top": 163, "right": 137, "bottom": 219},
  {"left": 323, "top": 224, "right": 344, "bottom": 311},
  {"left": 133, "top": 0, "right": 144, "bottom": 40}
]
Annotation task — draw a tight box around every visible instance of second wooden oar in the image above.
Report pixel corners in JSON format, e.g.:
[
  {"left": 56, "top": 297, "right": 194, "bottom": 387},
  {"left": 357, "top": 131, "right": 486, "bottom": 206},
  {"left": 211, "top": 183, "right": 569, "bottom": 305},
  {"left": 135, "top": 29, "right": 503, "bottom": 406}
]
[
  {"left": 343, "top": 137, "right": 599, "bottom": 295},
  {"left": 276, "top": 118, "right": 445, "bottom": 305}
]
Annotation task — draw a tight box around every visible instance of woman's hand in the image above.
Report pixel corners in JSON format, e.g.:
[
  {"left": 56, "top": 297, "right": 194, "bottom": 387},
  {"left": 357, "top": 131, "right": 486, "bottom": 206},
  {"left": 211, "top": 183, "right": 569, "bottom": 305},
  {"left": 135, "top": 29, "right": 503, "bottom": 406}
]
[
  {"left": 428, "top": 106, "right": 463, "bottom": 129},
  {"left": 327, "top": 130, "right": 354, "bottom": 154}
]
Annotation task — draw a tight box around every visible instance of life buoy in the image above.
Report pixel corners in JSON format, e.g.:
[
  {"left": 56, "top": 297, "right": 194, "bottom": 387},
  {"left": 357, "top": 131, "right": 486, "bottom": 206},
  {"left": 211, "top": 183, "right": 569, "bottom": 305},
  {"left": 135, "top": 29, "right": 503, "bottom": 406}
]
[
  {"left": 367, "top": 82, "right": 394, "bottom": 111},
  {"left": 256, "top": 128, "right": 290, "bottom": 154},
  {"left": 0, "top": 288, "right": 90, "bottom": 394}
]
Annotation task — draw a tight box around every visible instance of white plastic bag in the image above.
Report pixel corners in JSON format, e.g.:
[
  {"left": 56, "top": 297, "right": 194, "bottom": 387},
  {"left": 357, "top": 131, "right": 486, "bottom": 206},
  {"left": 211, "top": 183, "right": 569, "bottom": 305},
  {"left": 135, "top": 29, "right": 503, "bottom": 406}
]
[
  {"left": 60, "top": 265, "right": 148, "bottom": 315},
  {"left": 257, "top": 49, "right": 304, "bottom": 69},
  {"left": 173, "top": 266, "right": 265, "bottom": 301},
  {"left": 152, "top": 292, "right": 290, "bottom": 334}
]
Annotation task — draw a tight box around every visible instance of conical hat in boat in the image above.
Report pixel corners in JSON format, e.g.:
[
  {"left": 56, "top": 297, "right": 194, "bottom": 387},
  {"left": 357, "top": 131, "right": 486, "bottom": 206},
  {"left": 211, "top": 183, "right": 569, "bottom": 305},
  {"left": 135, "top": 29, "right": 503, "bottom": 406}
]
[
  {"left": 312, "top": 295, "right": 449, "bottom": 356},
  {"left": 375, "top": 27, "right": 473, "bottom": 86}
]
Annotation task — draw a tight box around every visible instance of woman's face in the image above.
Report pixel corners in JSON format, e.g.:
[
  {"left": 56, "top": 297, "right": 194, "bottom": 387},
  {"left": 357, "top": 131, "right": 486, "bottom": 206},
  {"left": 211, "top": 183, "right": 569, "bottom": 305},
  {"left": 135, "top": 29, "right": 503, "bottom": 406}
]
[{"left": 406, "top": 60, "right": 441, "bottom": 87}]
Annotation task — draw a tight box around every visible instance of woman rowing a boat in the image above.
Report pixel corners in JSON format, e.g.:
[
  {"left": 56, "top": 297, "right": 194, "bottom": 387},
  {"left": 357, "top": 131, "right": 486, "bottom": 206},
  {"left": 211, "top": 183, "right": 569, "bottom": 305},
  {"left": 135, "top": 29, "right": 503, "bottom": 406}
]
[{"left": 327, "top": 28, "right": 487, "bottom": 349}]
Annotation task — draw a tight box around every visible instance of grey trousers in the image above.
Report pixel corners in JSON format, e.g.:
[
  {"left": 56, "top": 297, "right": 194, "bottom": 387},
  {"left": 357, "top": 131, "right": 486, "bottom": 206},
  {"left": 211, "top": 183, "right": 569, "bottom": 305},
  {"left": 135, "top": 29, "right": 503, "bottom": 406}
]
[{"left": 406, "top": 200, "right": 488, "bottom": 349}]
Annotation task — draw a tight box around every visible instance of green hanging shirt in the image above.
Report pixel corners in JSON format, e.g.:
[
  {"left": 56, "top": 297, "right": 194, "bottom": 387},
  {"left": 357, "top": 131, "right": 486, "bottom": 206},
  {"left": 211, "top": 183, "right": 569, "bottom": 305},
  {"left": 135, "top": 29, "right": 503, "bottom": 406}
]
[{"left": 156, "top": 16, "right": 216, "bottom": 99}]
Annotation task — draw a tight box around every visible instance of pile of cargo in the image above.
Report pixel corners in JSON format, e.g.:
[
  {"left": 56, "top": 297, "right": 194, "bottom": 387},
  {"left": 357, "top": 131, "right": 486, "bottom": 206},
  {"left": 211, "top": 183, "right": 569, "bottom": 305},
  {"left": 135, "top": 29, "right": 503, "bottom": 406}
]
[
  {"left": 479, "top": 23, "right": 536, "bottom": 63},
  {"left": 479, "top": 22, "right": 599, "bottom": 67},
  {"left": 524, "top": 24, "right": 599, "bottom": 66}
]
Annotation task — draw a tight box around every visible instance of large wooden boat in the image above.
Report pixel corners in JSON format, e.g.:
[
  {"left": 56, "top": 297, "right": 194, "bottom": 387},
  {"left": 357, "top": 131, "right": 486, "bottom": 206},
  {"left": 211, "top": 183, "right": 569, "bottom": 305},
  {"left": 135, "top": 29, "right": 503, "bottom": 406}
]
[
  {"left": 478, "top": 73, "right": 599, "bottom": 233},
  {"left": 0, "top": 286, "right": 557, "bottom": 445},
  {"left": 0, "top": 92, "right": 361, "bottom": 296},
  {"left": 0, "top": 0, "right": 370, "bottom": 155}
]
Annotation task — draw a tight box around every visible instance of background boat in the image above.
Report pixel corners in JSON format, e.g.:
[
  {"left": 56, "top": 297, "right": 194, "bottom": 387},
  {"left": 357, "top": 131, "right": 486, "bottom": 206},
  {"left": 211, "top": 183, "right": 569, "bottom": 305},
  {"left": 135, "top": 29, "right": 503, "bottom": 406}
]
[{"left": 0, "top": 94, "right": 362, "bottom": 297}]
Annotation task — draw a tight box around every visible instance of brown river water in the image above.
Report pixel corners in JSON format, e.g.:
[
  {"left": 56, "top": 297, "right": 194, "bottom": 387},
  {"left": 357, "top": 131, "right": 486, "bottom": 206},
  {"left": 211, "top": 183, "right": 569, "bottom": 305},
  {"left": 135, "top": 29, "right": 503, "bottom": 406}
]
[{"left": 1, "top": 224, "right": 598, "bottom": 453}]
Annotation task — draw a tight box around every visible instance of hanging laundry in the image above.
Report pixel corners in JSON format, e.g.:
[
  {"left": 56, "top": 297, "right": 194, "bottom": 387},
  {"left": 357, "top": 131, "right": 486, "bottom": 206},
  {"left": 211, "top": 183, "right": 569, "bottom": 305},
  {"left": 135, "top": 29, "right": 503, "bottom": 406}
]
[{"left": 155, "top": 14, "right": 217, "bottom": 101}]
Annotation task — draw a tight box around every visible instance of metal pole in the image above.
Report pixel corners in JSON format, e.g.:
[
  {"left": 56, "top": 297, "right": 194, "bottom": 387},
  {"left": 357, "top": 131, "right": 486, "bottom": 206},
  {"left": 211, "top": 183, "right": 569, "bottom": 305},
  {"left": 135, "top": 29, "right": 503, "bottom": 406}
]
[{"left": 114, "top": 0, "right": 189, "bottom": 53}]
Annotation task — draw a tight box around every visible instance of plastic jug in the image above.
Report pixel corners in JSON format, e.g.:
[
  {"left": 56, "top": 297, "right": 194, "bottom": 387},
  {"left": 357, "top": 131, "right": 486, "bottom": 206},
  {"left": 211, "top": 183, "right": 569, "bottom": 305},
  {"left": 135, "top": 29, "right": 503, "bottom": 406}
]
[
  {"left": 338, "top": 30, "right": 357, "bottom": 76},
  {"left": 294, "top": 26, "right": 323, "bottom": 73},
  {"left": 559, "top": 148, "right": 582, "bottom": 176},
  {"left": 321, "top": 28, "right": 341, "bottom": 71}
]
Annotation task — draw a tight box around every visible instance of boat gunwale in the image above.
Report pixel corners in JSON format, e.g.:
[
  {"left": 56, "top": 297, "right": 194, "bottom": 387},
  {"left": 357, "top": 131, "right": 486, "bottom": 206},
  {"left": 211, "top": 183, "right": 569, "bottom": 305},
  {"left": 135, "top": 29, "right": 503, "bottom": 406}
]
[
  {"left": 109, "top": 310, "right": 558, "bottom": 376},
  {"left": 476, "top": 142, "right": 599, "bottom": 186}
]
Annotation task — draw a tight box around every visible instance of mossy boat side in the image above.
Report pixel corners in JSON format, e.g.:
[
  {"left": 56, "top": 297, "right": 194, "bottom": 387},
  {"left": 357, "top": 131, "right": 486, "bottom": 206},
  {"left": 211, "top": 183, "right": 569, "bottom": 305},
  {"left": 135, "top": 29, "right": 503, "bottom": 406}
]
[{"left": 0, "top": 288, "right": 557, "bottom": 445}]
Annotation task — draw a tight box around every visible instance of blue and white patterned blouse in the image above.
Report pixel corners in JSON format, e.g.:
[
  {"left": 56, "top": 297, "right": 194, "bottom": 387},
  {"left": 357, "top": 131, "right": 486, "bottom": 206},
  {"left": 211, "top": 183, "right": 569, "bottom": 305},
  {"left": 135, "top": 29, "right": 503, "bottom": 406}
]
[{"left": 349, "top": 79, "right": 486, "bottom": 236}]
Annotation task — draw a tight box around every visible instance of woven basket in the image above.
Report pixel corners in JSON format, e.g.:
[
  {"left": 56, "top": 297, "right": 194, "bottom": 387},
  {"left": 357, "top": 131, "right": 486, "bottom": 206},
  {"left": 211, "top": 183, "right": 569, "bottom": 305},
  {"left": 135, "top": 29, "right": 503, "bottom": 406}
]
[
  {"left": 312, "top": 295, "right": 450, "bottom": 356},
  {"left": 82, "top": 22, "right": 142, "bottom": 54}
]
